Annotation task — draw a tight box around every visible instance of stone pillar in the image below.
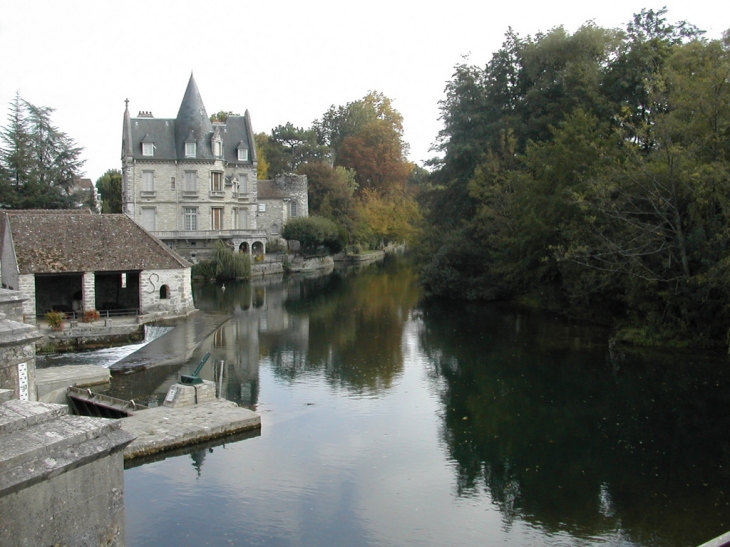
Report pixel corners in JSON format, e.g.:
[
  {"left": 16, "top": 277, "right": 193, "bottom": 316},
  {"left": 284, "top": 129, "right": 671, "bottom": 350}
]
[
  {"left": 0, "top": 289, "right": 42, "bottom": 401},
  {"left": 82, "top": 271, "right": 96, "bottom": 312},
  {"left": 17, "top": 274, "right": 35, "bottom": 323}
]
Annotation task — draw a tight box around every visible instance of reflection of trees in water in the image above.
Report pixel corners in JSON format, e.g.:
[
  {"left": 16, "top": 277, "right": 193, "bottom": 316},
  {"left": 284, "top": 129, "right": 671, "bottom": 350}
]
[
  {"left": 419, "top": 300, "right": 730, "bottom": 546},
  {"left": 269, "top": 258, "right": 422, "bottom": 395}
]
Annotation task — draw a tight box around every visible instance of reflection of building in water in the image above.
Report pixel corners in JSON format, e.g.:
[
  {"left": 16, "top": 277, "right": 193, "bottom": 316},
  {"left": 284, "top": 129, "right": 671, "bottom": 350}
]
[{"left": 196, "top": 277, "right": 309, "bottom": 407}]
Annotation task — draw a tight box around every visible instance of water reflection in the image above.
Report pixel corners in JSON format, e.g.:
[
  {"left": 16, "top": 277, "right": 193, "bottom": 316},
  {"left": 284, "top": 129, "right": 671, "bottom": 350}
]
[
  {"left": 119, "top": 258, "right": 730, "bottom": 547},
  {"left": 419, "top": 300, "right": 730, "bottom": 546},
  {"left": 180, "top": 258, "right": 422, "bottom": 404}
]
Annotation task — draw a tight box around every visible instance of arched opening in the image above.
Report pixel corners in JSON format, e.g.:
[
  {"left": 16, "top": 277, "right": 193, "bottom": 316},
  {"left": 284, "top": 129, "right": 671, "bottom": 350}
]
[
  {"left": 239, "top": 242, "right": 249, "bottom": 253},
  {"left": 160, "top": 285, "right": 169, "bottom": 299},
  {"left": 252, "top": 241, "right": 264, "bottom": 255}
]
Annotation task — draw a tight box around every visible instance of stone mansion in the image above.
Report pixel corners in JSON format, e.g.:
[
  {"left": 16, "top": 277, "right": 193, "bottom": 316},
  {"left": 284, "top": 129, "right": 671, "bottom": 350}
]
[{"left": 121, "top": 74, "right": 307, "bottom": 261}]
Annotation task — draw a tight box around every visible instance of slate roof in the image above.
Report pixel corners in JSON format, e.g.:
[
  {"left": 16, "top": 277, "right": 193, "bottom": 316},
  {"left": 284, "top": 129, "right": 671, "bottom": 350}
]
[
  {"left": 256, "top": 180, "right": 289, "bottom": 199},
  {"left": 1, "top": 212, "right": 190, "bottom": 274},
  {"left": 123, "top": 74, "right": 256, "bottom": 164}
]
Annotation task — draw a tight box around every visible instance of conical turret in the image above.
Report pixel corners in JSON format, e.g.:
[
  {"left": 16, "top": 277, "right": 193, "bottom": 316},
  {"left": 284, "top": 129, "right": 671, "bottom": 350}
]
[{"left": 175, "top": 73, "right": 213, "bottom": 159}]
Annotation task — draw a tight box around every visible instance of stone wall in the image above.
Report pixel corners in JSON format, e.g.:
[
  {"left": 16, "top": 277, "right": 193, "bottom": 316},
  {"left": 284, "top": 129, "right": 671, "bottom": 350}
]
[
  {"left": 0, "top": 289, "right": 40, "bottom": 401},
  {"left": 0, "top": 401, "right": 134, "bottom": 547},
  {"left": 258, "top": 174, "right": 308, "bottom": 236},
  {"left": 139, "top": 267, "right": 195, "bottom": 315}
]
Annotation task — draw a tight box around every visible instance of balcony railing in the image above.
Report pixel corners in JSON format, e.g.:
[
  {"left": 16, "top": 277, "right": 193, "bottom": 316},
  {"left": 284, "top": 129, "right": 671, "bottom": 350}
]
[{"left": 151, "top": 229, "right": 267, "bottom": 239}]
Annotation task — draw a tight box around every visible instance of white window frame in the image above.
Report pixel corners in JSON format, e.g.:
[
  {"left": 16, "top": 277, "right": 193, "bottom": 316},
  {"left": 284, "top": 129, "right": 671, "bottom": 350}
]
[
  {"left": 211, "top": 207, "right": 224, "bottom": 230},
  {"left": 141, "top": 207, "right": 156, "bottom": 231},
  {"left": 142, "top": 142, "right": 154, "bottom": 156},
  {"left": 142, "top": 171, "right": 154, "bottom": 193},
  {"left": 184, "top": 207, "right": 198, "bottom": 231},
  {"left": 185, "top": 142, "right": 197, "bottom": 158},
  {"left": 238, "top": 148, "right": 248, "bottom": 161},
  {"left": 258, "top": 203, "right": 266, "bottom": 212},
  {"left": 214, "top": 141, "right": 223, "bottom": 158},
  {"left": 237, "top": 208, "right": 248, "bottom": 229},
  {"left": 184, "top": 171, "right": 197, "bottom": 192},
  {"left": 211, "top": 172, "right": 223, "bottom": 193}
]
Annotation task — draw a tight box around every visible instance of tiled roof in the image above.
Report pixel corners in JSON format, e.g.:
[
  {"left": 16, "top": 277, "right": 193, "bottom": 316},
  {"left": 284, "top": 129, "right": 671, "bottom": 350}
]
[{"left": 1, "top": 212, "right": 190, "bottom": 274}]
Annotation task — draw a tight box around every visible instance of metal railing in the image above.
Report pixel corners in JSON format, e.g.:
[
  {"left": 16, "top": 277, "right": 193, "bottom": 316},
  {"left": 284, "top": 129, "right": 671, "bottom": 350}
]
[{"left": 38, "top": 308, "right": 139, "bottom": 320}]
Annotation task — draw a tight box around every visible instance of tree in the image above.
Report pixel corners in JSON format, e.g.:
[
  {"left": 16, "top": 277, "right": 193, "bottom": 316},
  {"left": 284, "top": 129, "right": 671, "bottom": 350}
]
[
  {"left": 314, "top": 91, "right": 411, "bottom": 194},
  {"left": 282, "top": 216, "right": 342, "bottom": 254},
  {"left": 210, "top": 110, "right": 239, "bottom": 123},
  {"left": 265, "top": 123, "right": 329, "bottom": 176},
  {"left": 0, "top": 94, "right": 85, "bottom": 209},
  {"left": 254, "top": 133, "right": 270, "bottom": 180},
  {"left": 95, "top": 169, "right": 123, "bottom": 213}
]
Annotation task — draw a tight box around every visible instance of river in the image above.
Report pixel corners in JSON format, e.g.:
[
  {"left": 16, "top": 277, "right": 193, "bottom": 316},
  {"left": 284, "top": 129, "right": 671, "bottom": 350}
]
[{"left": 111, "top": 256, "right": 730, "bottom": 546}]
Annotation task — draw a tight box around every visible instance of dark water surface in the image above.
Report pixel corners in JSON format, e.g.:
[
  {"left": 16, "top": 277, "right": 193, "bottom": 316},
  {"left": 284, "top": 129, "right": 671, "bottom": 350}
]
[{"left": 120, "top": 257, "right": 730, "bottom": 547}]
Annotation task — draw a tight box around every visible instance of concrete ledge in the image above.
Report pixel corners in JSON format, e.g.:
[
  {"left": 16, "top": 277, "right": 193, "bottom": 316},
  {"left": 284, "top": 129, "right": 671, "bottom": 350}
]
[
  {"left": 36, "top": 365, "right": 111, "bottom": 404},
  {"left": 121, "top": 399, "right": 261, "bottom": 460},
  {"left": 699, "top": 531, "right": 730, "bottom": 547}
]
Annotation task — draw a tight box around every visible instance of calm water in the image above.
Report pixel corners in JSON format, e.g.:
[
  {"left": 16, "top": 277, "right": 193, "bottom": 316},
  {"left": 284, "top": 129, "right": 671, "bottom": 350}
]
[{"left": 120, "top": 257, "right": 730, "bottom": 547}]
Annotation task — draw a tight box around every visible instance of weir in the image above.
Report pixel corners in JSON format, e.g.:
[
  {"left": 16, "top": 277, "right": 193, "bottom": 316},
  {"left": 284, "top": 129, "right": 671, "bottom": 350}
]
[{"left": 67, "top": 386, "right": 147, "bottom": 419}]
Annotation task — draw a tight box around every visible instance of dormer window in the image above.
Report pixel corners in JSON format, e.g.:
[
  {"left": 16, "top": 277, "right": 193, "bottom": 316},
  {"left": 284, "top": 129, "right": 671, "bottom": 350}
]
[
  {"left": 212, "top": 127, "right": 223, "bottom": 158},
  {"left": 237, "top": 141, "right": 249, "bottom": 162},
  {"left": 185, "top": 132, "right": 197, "bottom": 158},
  {"left": 141, "top": 134, "right": 154, "bottom": 156}
]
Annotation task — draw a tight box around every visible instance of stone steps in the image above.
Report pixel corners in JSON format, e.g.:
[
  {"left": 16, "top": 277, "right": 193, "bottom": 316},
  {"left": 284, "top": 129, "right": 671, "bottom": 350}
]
[
  {"left": 0, "top": 399, "right": 69, "bottom": 435},
  {"left": 0, "top": 400, "right": 134, "bottom": 497}
]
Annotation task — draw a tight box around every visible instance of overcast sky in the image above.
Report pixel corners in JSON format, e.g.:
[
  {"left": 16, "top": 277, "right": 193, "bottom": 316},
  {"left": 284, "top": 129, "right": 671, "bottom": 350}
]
[{"left": 1, "top": 1, "right": 728, "bottom": 182}]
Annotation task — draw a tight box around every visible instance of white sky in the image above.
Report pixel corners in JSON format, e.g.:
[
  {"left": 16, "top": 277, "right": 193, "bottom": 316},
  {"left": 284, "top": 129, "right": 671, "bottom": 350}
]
[{"left": 1, "top": 1, "right": 728, "bottom": 182}]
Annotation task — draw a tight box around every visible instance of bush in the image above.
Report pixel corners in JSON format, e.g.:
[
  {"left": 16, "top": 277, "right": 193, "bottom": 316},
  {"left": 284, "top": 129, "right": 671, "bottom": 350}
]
[
  {"left": 46, "top": 310, "right": 65, "bottom": 331},
  {"left": 82, "top": 309, "right": 100, "bottom": 323},
  {"left": 192, "top": 259, "right": 217, "bottom": 281},
  {"left": 347, "top": 243, "right": 363, "bottom": 255},
  {"left": 267, "top": 238, "right": 286, "bottom": 253},
  {"left": 282, "top": 216, "right": 342, "bottom": 255},
  {"left": 213, "top": 241, "right": 251, "bottom": 281}
]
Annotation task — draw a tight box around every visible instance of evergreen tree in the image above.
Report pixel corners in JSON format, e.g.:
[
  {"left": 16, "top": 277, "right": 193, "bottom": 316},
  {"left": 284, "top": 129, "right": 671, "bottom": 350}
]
[{"left": 0, "top": 94, "right": 84, "bottom": 209}]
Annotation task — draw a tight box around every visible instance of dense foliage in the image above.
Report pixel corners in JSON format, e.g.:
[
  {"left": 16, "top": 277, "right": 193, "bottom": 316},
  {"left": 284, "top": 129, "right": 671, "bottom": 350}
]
[
  {"left": 0, "top": 93, "right": 85, "bottom": 209},
  {"left": 419, "top": 9, "right": 730, "bottom": 345},
  {"left": 192, "top": 241, "right": 251, "bottom": 281},
  {"left": 95, "top": 169, "right": 122, "bottom": 213},
  {"left": 281, "top": 216, "right": 342, "bottom": 255},
  {"left": 265, "top": 92, "right": 422, "bottom": 251}
]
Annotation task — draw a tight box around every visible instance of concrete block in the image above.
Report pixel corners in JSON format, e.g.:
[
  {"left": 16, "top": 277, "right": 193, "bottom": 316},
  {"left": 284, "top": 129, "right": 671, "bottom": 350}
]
[{"left": 163, "top": 380, "right": 216, "bottom": 408}]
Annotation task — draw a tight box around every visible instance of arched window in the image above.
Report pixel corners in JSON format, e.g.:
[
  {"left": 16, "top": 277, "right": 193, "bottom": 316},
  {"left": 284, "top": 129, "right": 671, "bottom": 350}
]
[{"left": 160, "top": 285, "right": 169, "bottom": 299}]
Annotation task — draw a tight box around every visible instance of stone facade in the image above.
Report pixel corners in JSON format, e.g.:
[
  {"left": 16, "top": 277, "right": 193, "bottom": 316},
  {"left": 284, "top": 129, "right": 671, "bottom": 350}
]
[
  {"left": 139, "top": 267, "right": 195, "bottom": 315},
  {"left": 122, "top": 75, "right": 308, "bottom": 262}
]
